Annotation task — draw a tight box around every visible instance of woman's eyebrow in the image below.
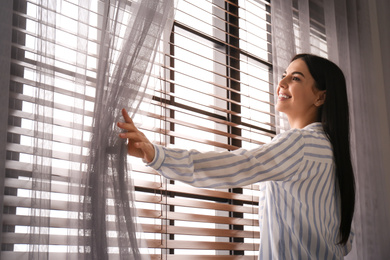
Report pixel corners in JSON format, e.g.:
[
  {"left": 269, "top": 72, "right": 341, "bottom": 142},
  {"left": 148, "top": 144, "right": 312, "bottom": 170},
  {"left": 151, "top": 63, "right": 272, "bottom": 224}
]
[{"left": 283, "top": 71, "right": 305, "bottom": 78}]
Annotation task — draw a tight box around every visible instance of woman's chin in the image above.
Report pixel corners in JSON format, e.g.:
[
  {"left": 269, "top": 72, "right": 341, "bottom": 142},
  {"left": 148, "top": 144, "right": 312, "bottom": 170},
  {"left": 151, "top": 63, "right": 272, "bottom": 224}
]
[{"left": 275, "top": 104, "right": 284, "bottom": 113}]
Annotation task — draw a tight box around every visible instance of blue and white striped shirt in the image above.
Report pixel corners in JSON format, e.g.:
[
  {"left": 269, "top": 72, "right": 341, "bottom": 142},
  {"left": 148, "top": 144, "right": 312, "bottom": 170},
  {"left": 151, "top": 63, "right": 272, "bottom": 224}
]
[{"left": 147, "top": 122, "right": 353, "bottom": 259}]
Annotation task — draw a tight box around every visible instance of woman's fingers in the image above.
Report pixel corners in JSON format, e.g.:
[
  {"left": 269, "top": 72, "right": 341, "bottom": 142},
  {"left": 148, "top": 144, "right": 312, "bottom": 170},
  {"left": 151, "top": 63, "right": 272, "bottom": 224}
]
[
  {"left": 117, "top": 121, "right": 136, "bottom": 132},
  {"left": 117, "top": 109, "right": 137, "bottom": 132},
  {"left": 117, "top": 108, "right": 156, "bottom": 162},
  {"left": 118, "top": 131, "right": 140, "bottom": 140},
  {"left": 121, "top": 108, "right": 133, "bottom": 123}
]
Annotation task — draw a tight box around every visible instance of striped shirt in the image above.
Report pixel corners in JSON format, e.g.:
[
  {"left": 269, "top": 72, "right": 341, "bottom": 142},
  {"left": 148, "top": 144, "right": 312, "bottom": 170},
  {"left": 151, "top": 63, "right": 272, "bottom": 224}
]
[{"left": 147, "top": 122, "right": 353, "bottom": 259}]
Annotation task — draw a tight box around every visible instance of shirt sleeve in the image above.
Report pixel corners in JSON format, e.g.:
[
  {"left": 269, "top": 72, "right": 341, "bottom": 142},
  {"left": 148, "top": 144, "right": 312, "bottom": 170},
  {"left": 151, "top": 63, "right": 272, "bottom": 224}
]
[{"left": 147, "top": 128, "right": 305, "bottom": 188}]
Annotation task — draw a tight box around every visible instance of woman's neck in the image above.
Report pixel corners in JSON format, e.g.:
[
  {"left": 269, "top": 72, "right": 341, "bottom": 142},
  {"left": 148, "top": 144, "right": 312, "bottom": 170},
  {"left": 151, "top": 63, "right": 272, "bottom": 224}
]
[{"left": 288, "top": 116, "right": 318, "bottom": 129}]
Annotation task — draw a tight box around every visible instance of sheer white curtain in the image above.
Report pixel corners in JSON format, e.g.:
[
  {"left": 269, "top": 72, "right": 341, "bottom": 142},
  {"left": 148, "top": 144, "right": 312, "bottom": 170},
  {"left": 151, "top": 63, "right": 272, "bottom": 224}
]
[
  {"left": 0, "top": 0, "right": 175, "bottom": 259},
  {"left": 84, "top": 1, "right": 174, "bottom": 259},
  {"left": 271, "top": 0, "right": 296, "bottom": 132},
  {"left": 335, "top": 1, "right": 390, "bottom": 259},
  {"left": 271, "top": 0, "right": 390, "bottom": 259}
]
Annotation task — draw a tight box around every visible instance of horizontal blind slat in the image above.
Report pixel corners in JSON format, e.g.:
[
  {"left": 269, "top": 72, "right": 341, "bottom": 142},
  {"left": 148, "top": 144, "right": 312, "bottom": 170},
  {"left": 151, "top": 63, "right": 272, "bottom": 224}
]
[
  {"left": 8, "top": 125, "right": 90, "bottom": 147},
  {"left": 0, "top": 253, "right": 258, "bottom": 260},
  {"left": 3, "top": 191, "right": 258, "bottom": 216},
  {"left": 2, "top": 233, "right": 259, "bottom": 251},
  {"left": 148, "top": 239, "right": 260, "bottom": 251},
  {"left": 154, "top": 256, "right": 257, "bottom": 260},
  {"left": 10, "top": 73, "right": 96, "bottom": 99},
  {"left": 142, "top": 223, "right": 259, "bottom": 239},
  {"left": 145, "top": 100, "right": 277, "bottom": 135},
  {"left": 7, "top": 143, "right": 88, "bottom": 163},
  {"left": 4, "top": 178, "right": 259, "bottom": 206},
  {"left": 9, "top": 109, "right": 93, "bottom": 132},
  {"left": 3, "top": 213, "right": 259, "bottom": 239}
]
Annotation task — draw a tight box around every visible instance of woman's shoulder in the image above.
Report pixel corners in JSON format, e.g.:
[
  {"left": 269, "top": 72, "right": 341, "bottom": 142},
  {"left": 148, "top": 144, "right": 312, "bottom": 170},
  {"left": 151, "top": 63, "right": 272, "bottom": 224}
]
[
  {"left": 272, "top": 122, "right": 332, "bottom": 152},
  {"left": 300, "top": 122, "right": 330, "bottom": 143},
  {"left": 299, "top": 122, "right": 333, "bottom": 161}
]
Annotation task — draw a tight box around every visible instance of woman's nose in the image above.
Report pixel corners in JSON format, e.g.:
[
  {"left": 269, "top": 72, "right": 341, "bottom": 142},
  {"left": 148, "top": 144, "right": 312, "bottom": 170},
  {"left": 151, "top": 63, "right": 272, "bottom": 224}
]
[{"left": 279, "top": 77, "right": 287, "bottom": 88}]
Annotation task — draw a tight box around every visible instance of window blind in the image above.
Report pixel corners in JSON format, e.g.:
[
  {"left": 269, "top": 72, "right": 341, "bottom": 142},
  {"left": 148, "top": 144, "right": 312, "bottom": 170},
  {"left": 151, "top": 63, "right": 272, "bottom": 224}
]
[
  {"left": 3, "top": 0, "right": 98, "bottom": 258},
  {"left": 131, "top": 0, "right": 272, "bottom": 258},
  {"left": 2, "top": 0, "right": 272, "bottom": 258}
]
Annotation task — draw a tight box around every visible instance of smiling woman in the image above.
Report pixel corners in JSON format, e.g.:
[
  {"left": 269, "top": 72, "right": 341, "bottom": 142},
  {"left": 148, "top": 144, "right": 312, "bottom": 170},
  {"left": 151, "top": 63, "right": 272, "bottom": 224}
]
[{"left": 118, "top": 53, "right": 356, "bottom": 259}]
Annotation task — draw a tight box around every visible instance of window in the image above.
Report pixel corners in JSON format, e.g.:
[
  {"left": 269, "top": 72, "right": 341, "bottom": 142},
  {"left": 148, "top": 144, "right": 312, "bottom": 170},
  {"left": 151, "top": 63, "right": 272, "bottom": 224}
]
[
  {"left": 4, "top": 0, "right": 99, "bottom": 257},
  {"left": 131, "top": 0, "right": 273, "bottom": 258}
]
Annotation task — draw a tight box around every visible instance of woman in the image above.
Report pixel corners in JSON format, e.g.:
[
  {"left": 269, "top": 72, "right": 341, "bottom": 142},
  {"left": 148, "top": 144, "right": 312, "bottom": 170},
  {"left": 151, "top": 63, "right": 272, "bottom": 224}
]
[{"left": 117, "top": 53, "right": 355, "bottom": 259}]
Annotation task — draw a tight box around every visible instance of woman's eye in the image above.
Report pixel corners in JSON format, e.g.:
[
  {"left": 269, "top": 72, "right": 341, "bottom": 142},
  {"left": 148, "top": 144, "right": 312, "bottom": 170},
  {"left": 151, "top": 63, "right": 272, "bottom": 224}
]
[
  {"left": 281, "top": 75, "right": 286, "bottom": 79},
  {"left": 292, "top": 76, "right": 300, "bottom": 81}
]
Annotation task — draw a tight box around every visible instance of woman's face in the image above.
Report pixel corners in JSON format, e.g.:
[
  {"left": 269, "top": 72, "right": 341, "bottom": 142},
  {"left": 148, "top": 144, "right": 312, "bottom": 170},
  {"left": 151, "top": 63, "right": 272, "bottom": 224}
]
[{"left": 276, "top": 58, "right": 324, "bottom": 123}]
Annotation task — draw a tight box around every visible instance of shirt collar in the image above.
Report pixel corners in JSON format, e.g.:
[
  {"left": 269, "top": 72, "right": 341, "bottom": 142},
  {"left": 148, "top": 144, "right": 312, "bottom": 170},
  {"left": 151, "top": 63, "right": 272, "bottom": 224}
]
[{"left": 303, "top": 122, "right": 323, "bottom": 131}]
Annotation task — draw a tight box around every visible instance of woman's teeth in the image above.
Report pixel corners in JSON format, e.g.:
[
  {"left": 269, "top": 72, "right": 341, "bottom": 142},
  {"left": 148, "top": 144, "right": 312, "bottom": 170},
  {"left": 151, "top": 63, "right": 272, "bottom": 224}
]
[{"left": 279, "top": 94, "right": 291, "bottom": 99}]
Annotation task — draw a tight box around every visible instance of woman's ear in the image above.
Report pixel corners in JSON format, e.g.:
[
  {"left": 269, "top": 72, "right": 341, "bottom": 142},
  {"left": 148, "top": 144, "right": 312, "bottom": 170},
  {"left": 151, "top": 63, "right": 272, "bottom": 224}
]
[{"left": 315, "top": 90, "right": 326, "bottom": 106}]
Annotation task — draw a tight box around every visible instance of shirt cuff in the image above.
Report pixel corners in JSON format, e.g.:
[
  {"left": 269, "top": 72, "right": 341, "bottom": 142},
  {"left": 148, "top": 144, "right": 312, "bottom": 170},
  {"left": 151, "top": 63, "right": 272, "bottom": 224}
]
[{"left": 145, "top": 144, "right": 165, "bottom": 169}]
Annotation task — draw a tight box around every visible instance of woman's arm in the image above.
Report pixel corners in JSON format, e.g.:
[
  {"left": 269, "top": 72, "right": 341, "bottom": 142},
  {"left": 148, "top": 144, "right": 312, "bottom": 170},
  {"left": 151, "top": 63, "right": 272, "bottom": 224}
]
[
  {"left": 147, "top": 130, "right": 306, "bottom": 188},
  {"left": 118, "top": 108, "right": 305, "bottom": 188}
]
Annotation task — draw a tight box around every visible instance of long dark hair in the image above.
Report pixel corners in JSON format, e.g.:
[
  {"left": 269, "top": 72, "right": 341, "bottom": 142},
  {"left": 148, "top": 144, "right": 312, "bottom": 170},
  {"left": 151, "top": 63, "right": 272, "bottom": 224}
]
[{"left": 291, "top": 53, "right": 355, "bottom": 245}]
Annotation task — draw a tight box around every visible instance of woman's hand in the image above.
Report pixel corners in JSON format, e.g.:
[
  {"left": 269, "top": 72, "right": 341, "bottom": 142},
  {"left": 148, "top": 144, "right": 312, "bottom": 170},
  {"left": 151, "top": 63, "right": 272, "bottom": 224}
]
[{"left": 117, "top": 108, "right": 155, "bottom": 163}]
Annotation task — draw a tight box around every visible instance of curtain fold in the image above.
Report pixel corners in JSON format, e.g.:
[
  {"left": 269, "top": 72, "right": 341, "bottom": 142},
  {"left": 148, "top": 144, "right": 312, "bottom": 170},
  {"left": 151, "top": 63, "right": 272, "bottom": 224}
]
[
  {"left": 271, "top": 0, "right": 390, "bottom": 259},
  {"left": 85, "top": 1, "right": 174, "bottom": 258},
  {"left": 337, "top": 1, "right": 390, "bottom": 259},
  {"left": 29, "top": 0, "right": 58, "bottom": 257},
  {"left": 323, "top": 0, "right": 390, "bottom": 258},
  {"left": 271, "top": 0, "right": 295, "bottom": 132},
  {"left": 25, "top": 0, "right": 175, "bottom": 259}
]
